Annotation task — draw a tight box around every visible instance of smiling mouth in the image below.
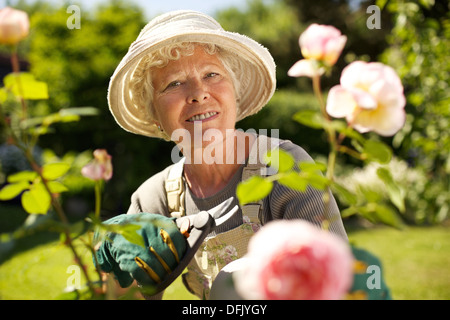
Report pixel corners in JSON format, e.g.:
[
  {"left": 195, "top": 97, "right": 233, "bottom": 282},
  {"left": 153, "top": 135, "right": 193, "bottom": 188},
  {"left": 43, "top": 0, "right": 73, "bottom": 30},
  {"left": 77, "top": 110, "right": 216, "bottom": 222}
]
[{"left": 186, "top": 111, "right": 218, "bottom": 122}]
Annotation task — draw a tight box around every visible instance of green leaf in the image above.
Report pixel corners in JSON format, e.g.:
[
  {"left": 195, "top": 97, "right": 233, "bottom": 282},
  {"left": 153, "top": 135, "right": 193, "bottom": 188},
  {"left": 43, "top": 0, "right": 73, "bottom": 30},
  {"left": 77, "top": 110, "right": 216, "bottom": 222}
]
[
  {"left": 341, "top": 206, "right": 359, "bottom": 218},
  {"left": 342, "top": 203, "right": 403, "bottom": 229},
  {"left": 47, "top": 181, "right": 69, "bottom": 194},
  {"left": 265, "top": 149, "right": 294, "bottom": 173},
  {"left": 21, "top": 183, "right": 51, "bottom": 214},
  {"left": 362, "top": 140, "right": 392, "bottom": 164},
  {"left": 370, "top": 203, "right": 404, "bottom": 229},
  {"left": 22, "top": 112, "right": 80, "bottom": 130},
  {"left": 278, "top": 171, "right": 308, "bottom": 192},
  {"left": 120, "top": 226, "right": 146, "bottom": 248},
  {"left": 4, "top": 72, "right": 49, "bottom": 100},
  {"left": 103, "top": 223, "right": 145, "bottom": 248},
  {"left": 7, "top": 171, "right": 38, "bottom": 183},
  {"left": 376, "top": 167, "right": 405, "bottom": 213},
  {"left": 42, "top": 163, "right": 71, "bottom": 180},
  {"left": 237, "top": 176, "right": 273, "bottom": 206},
  {"left": 331, "top": 182, "right": 358, "bottom": 206},
  {"left": 43, "top": 113, "right": 80, "bottom": 125},
  {"left": 0, "top": 181, "right": 30, "bottom": 200},
  {"left": 358, "top": 186, "right": 383, "bottom": 203},
  {"left": 299, "top": 161, "right": 327, "bottom": 173},
  {"left": 303, "top": 171, "right": 329, "bottom": 190},
  {"left": 0, "top": 88, "right": 8, "bottom": 103},
  {"left": 292, "top": 109, "right": 326, "bottom": 129}
]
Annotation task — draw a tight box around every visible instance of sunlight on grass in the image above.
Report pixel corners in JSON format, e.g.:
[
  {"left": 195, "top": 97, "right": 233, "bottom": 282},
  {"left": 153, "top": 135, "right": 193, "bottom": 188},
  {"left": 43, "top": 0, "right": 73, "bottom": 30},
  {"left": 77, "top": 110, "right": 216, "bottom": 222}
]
[
  {"left": 0, "top": 236, "right": 197, "bottom": 300},
  {"left": 348, "top": 225, "right": 450, "bottom": 300}
]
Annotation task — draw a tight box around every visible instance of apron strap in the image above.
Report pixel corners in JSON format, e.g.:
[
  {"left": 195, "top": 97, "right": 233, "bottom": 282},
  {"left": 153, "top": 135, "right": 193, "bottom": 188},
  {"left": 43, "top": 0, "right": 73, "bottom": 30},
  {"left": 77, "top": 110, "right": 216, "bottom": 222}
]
[
  {"left": 165, "top": 157, "right": 186, "bottom": 218},
  {"left": 241, "top": 134, "right": 281, "bottom": 224}
]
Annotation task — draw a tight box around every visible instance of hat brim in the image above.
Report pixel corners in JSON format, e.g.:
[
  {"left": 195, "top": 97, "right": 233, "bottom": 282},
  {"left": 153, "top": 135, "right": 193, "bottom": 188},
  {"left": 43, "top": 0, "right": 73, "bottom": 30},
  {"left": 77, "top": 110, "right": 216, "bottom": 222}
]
[{"left": 108, "top": 11, "right": 276, "bottom": 138}]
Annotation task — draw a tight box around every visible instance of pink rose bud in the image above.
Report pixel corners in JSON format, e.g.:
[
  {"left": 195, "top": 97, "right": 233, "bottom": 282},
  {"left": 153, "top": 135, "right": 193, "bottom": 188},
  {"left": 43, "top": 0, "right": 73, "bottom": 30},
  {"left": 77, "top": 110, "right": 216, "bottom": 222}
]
[
  {"left": 300, "top": 24, "right": 347, "bottom": 66},
  {"left": 288, "top": 24, "right": 346, "bottom": 78},
  {"left": 234, "top": 220, "right": 354, "bottom": 300},
  {"left": 81, "top": 149, "right": 113, "bottom": 181},
  {"left": 326, "top": 61, "right": 406, "bottom": 136},
  {"left": 0, "top": 7, "right": 30, "bottom": 45}
]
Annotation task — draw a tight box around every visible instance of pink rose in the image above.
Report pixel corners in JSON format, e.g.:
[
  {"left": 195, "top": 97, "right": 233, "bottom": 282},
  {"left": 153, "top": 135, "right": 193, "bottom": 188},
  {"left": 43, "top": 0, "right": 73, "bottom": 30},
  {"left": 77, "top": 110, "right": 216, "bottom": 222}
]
[
  {"left": 288, "top": 24, "right": 347, "bottom": 77},
  {"left": 0, "top": 7, "right": 29, "bottom": 45},
  {"left": 81, "top": 149, "right": 113, "bottom": 181},
  {"left": 326, "top": 61, "right": 406, "bottom": 136},
  {"left": 234, "top": 220, "right": 353, "bottom": 300}
]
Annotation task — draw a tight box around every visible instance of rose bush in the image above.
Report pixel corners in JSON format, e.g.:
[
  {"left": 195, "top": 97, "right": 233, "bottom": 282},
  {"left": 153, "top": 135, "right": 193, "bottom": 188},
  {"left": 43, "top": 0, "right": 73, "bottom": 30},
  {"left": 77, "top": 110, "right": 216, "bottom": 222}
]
[
  {"left": 234, "top": 220, "right": 354, "bottom": 300},
  {"left": 236, "top": 22, "right": 405, "bottom": 300},
  {"left": 0, "top": 7, "right": 123, "bottom": 298}
]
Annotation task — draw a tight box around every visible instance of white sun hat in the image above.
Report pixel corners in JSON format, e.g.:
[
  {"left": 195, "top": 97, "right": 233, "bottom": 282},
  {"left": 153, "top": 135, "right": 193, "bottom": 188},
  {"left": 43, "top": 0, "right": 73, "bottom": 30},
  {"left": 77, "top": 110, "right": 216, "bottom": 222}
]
[{"left": 108, "top": 10, "right": 276, "bottom": 138}]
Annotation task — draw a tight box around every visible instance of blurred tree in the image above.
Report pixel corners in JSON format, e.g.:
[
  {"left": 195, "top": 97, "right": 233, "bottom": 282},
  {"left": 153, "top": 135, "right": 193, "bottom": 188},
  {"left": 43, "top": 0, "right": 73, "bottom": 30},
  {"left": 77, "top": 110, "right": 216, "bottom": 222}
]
[
  {"left": 379, "top": 0, "right": 449, "bottom": 224},
  {"left": 216, "top": 0, "right": 304, "bottom": 89}
]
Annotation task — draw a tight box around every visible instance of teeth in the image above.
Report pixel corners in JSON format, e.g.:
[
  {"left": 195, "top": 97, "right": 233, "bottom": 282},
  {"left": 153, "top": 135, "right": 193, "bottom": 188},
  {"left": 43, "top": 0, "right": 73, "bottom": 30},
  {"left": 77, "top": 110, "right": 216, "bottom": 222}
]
[{"left": 188, "top": 112, "right": 217, "bottom": 122}]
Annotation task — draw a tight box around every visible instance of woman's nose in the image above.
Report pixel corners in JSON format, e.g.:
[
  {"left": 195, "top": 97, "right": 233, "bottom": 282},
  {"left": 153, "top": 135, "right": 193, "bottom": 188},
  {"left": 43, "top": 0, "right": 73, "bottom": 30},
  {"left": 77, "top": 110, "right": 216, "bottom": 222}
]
[{"left": 187, "top": 79, "right": 210, "bottom": 104}]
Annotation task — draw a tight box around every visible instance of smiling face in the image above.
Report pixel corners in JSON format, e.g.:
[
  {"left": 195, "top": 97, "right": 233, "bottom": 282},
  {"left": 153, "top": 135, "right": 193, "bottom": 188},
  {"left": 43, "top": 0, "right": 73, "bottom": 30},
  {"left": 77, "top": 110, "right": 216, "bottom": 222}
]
[{"left": 151, "top": 46, "right": 237, "bottom": 147}]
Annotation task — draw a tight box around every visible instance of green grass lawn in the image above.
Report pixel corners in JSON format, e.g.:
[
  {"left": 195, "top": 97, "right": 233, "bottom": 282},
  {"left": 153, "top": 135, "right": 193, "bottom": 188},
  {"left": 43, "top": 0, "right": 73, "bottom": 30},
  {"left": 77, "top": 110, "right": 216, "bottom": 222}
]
[
  {"left": 347, "top": 224, "right": 450, "bottom": 300},
  {"left": 1, "top": 203, "right": 449, "bottom": 300}
]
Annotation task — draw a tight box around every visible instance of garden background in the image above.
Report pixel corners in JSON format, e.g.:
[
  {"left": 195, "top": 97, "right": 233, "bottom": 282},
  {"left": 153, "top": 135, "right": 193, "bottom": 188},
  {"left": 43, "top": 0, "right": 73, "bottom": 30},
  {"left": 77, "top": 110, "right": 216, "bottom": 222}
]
[{"left": 0, "top": 0, "right": 448, "bottom": 299}]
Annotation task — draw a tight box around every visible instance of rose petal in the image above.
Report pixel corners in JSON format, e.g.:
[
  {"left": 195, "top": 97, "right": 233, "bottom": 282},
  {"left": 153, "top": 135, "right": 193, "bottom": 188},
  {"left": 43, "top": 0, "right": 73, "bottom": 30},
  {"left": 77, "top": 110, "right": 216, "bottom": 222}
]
[
  {"left": 81, "top": 163, "right": 103, "bottom": 181},
  {"left": 288, "top": 59, "right": 324, "bottom": 78},
  {"left": 323, "top": 35, "right": 347, "bottom": 65},
  {"left": 353, "top": 104, "right": 406, "bottom": 136},
  {"left": 340, "top": 61, "right": 368, "bottom": 89},
  {"left": 326, "top": 86, "right": 358, "bottom": 118},
  {"left": 347, "top": 87, "right": 378, "bottom": 110}
]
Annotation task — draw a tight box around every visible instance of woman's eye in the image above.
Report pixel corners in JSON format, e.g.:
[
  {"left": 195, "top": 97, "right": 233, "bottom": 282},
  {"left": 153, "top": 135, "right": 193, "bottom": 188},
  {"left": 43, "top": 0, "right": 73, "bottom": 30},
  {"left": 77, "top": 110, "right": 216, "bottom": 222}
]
[
  {"left": 206, "top": 72, "right": 219, "bottom": 78},
  {"left": 165, "top": 81, "right": 181, "bottom": 90}
]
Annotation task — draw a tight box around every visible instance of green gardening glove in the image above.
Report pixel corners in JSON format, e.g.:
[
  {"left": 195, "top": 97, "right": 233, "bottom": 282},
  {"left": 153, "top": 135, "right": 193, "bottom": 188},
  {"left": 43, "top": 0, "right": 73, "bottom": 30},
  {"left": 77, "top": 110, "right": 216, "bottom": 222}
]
[{"left": 94, "top": 213, "right": 187, "bottom": 289}]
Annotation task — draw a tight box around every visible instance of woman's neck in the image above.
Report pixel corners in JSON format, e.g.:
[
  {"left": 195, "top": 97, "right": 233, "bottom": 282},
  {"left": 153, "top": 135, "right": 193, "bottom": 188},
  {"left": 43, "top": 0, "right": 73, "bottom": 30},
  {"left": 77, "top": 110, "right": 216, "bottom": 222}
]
[{"left": 182, "top": 131, "right": 255, "bottom": 198}]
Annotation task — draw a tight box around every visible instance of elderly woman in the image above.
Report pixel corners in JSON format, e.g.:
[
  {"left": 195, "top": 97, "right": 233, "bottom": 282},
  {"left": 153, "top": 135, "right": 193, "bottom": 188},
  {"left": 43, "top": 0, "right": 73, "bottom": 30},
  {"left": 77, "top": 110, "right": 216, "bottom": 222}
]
[{"left": 106, "top": 10, "right": 347, "bottom": 299}]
